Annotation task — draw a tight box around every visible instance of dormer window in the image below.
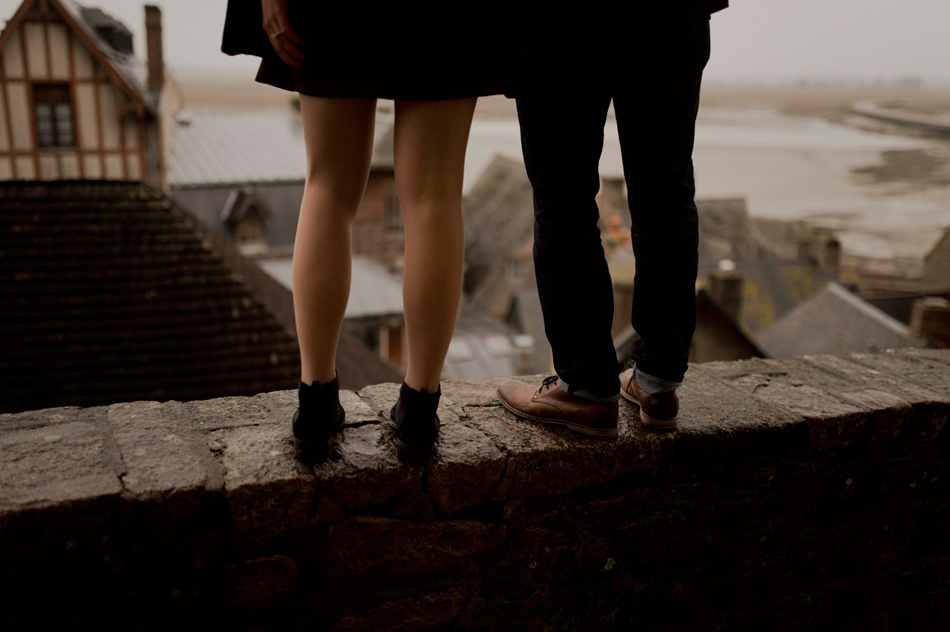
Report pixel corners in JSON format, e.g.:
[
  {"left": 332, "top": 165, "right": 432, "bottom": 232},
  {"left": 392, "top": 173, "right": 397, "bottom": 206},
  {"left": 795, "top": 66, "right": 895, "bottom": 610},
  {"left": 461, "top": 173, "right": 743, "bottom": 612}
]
[
  {"left": 236, "top": 212, "right": 264, "bottom": 248},
  {"left": 33, "top": 84, "right": 75, "bottom": 149}
]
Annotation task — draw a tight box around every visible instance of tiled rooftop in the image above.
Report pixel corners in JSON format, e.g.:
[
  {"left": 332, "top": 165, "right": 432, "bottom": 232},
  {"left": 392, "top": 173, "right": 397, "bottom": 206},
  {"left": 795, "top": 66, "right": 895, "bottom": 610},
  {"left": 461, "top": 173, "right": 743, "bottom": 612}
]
[{"left": 0, "top": 180, "right": 303, "bottom": 413}]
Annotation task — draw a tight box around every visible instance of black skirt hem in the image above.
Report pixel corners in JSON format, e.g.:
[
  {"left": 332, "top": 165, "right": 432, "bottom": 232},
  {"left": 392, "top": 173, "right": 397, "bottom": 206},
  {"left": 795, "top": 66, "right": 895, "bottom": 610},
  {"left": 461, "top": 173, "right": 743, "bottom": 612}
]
[{"left": 255, "top": 58, "right": 512, "bottom": 101}]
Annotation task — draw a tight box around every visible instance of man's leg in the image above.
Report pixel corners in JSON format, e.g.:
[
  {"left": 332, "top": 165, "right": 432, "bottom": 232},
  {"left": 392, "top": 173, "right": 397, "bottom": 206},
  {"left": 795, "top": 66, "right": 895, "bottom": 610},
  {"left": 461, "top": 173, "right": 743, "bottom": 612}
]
[
  {"left": 516, "top": 93, "right": 622, "bottom": 399},
  {"left": 614, "top": 10, "right": 711, "bottom": 392},
  {"left": 494, "top": 93, "right": 621, "bottom": 440}
]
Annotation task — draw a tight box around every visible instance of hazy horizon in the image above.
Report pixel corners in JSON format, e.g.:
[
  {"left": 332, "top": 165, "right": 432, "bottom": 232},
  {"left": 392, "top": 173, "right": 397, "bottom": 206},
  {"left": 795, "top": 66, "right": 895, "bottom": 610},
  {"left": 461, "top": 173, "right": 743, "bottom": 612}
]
[{"left": 1, "top": 0, "right": 950, "bottom": 86}]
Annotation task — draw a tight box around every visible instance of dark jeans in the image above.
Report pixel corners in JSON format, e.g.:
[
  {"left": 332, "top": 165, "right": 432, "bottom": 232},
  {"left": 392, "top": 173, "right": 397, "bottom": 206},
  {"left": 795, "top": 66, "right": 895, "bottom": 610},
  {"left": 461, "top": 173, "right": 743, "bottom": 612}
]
[{"left": 516, "top": 10, "right": 711, "bottom": 398}]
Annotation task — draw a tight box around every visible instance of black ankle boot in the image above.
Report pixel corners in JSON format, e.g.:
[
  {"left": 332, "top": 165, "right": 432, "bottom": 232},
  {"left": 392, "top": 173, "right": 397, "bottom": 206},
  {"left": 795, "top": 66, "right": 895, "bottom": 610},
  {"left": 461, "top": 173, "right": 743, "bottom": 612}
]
[
  {"left": 390, "top": 382, "right": 440, "bottom": 464},
  {"left": 293, "top": 376, "right": 345, "bottom": 464}
]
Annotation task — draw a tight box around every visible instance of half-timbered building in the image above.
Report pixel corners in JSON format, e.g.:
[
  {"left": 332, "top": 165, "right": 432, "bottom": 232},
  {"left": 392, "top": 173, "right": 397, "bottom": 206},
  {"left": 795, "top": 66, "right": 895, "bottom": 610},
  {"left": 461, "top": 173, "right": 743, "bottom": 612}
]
[{"left": 0, "top": 0, "right": 173, "bottom": 184}]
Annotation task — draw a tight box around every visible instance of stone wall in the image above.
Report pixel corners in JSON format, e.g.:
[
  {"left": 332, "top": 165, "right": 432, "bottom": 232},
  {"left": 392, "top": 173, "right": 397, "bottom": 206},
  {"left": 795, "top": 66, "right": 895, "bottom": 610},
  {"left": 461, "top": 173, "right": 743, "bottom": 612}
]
[{"left": 1, "top": 349, "right": 948, "bottom": 631}]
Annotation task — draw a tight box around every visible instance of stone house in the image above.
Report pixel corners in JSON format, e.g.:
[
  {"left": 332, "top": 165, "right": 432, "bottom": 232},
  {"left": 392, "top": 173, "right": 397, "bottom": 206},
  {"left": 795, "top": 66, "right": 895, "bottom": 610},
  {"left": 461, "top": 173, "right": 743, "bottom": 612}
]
[
  {"left": 839, "top": 226, "right": 950, "bottom": 297},
  {"left": 0, "top": 0, "right": 179, "bottom": 185}
]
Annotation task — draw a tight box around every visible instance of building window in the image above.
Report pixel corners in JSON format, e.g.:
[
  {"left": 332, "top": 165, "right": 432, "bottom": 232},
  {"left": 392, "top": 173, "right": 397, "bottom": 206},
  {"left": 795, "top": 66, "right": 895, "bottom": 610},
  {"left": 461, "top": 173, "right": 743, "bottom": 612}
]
[{"left": 33, "top": 84, "right": 75, "bottom": 149}]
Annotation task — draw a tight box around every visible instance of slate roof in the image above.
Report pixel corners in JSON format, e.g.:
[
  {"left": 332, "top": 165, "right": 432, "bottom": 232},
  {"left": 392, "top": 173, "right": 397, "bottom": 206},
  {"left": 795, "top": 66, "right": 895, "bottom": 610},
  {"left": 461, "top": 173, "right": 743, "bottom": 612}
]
[
  {"left": 756, "top": 281, "right": 926, "bottom": 359},
  {"left": 168, "top": 108, "right": 395, "bottom": 188},
  {"left": 462, "top": 154, "right": 535, "bottom": 313},
  {"left": 0, "top": 180, "right": 397, "bottom": 414},
  {"left": 57, "top": 0, "right": 155, "bottom": 111},
  {"left": 258, "top": 255, "right": 404, "bottom": 320}
]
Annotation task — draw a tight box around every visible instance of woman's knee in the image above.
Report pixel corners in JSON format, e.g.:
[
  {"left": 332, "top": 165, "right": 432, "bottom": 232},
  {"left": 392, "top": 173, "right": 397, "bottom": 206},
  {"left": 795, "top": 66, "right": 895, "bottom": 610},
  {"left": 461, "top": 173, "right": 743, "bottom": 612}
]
[{"left": 302, "top": 177, "right": 364, "bottom": 221}]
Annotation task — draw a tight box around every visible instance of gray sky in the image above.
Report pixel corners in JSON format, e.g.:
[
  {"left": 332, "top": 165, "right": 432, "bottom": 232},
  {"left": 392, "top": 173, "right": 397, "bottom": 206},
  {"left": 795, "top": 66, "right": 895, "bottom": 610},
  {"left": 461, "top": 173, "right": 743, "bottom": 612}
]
[{"left": 2, "top": 0, "right": 950, "bottom": 84}]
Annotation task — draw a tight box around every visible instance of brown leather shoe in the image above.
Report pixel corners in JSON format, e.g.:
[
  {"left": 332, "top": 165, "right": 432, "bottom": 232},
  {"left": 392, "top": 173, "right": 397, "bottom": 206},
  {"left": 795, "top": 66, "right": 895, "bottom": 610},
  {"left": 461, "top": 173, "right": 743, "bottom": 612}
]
[
  {"left": 496, "top": 376, "right": 618, "bottom": 439},
  {"left": 620, "top": 368, "right": 678, "bottom": 430}
]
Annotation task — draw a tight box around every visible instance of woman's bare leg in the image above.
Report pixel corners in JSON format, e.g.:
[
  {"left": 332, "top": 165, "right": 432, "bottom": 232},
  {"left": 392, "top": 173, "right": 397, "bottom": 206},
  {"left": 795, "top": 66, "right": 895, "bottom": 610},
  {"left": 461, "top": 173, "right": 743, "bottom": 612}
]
[
  {"left": 294, "top": 95, "right": 377, "bottom": 385},
  {"left": 393, "top": 98, "right": 477, "bottom": 392}
]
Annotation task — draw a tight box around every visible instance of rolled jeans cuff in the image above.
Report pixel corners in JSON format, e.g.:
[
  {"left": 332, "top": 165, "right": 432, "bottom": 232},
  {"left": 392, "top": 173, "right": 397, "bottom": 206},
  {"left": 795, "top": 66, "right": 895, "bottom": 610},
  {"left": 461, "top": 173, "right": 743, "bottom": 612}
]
[
  {"left": 559, "top": 377, "right": 620, "bottom": 403},
  {"left": 633, "top": 366, "right": 681, "bottom": 395}
]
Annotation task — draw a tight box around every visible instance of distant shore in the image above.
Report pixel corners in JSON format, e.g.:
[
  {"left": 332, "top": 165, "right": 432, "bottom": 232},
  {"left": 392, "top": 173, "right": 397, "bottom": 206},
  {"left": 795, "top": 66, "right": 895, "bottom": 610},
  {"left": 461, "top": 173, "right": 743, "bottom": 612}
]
[
  {"left": 176, "top": 75, "right": 950, "bottom": 121},
  {"left": 174, "top": 77, "right": 950, "bottom": 265}
]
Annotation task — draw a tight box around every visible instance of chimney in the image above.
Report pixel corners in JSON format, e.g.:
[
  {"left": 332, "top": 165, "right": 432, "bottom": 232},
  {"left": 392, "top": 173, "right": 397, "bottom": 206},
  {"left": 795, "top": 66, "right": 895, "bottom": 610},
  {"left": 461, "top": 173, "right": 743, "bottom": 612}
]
[
  {"left": 145, "top": 5, "right": 164, "bottom": 94},
  {"left": 909, "top": 297, "right": 950, "bottom": 347},
  {"left": 708, "top": 259, "right": 744, "bottom": 323},
  {"left": 821, "top": 237, "right": 841, "bottom": 277}
]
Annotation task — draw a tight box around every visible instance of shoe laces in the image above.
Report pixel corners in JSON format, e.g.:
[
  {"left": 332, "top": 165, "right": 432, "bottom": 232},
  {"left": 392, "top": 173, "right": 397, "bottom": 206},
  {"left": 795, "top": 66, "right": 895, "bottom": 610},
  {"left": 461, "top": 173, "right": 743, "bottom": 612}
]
[{"left": 539, "top": 375, "right": 559, "bottom": 393}]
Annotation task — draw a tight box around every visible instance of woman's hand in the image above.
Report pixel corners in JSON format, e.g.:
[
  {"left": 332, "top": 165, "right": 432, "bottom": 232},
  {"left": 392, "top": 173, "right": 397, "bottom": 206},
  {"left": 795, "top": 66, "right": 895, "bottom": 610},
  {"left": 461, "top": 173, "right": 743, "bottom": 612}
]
[{"left": 261, "top": 0, "right": 305, "bottom": 70}]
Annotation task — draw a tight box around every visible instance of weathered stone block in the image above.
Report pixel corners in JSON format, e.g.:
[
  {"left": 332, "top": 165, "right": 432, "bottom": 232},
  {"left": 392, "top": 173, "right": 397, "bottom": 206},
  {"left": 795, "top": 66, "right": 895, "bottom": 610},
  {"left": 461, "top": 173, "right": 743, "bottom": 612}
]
[
  {"left": 0, "top": 416, "right": 121, "bottom": 511},
  {"left": 674, "top": 364, "right": 801, "bottom": 432},
  {"left": 0, "top": 351, "right": 948, "bottom": 631},
  {"left": 699, "top": 358, "right": 896, "bottom": 452},
  {"left": 0, "top": 404, "right": 104, "bottom": 432},
  {"left": 896, "top": 347, "right": 950, "bottom": 368},
  {"left": 0, "top": 411, "right": 125, "bottom": 597},
  {"left": 666, "top": 365, "right": 805, "bottom": 478},
  {"left": 314, "top": 423, "right": 423, "bottom": 509},
  {"left": 339, "top": 389, "right": 380, "bottom": 427},
  {"left": 471, "top": 404, "right": 662, "bottom": 501},
  {"left": 186, "top": 389, "right": 296, "bottom": 431},
  {"left": 440, "top": 377, "right": 510, "bottom": 409},
  {"left": 502, "top": 481, "right": 653, "bottom": 530},
  {"left": 356, "top": 382, "right": 401, "bottom": 419},
  {"left": 847, "top": 352, "right": 950, "bottom": 442},
  {"left": 850, "top": 351, "right": 950, "bottom": 402},
  {"left": 221, "top": 554, "right": 299, "bottom": 613},
  {"left": 426, "top": 421, "right": 507, "bottom": 515},
  {"left": 107, "top": 400, "right": 223, "bottom": 501},
  {"left": 209, "top": 423, "right": 316, "bottom": 545},
  {"left": 330, "top": 581, "right": 469, "bottom": 632},
  {"left": 316, "top": 516, "right": 506, "bottom": 588},
  {"left": 359, "top": 381, "right": 464, "bottom": 426},
  {"left": 804, "top": 353, "right": 941, "bottom": 404}
]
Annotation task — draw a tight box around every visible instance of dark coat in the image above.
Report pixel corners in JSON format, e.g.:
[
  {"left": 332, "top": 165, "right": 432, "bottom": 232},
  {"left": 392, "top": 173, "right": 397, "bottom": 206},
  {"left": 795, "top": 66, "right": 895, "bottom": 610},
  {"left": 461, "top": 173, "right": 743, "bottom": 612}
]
[
  {"left": 221, "top": 0, "right": 271, "bottom": 58},
  {"left": 222, "top": 1, "right": 728, "bottom": 60}
]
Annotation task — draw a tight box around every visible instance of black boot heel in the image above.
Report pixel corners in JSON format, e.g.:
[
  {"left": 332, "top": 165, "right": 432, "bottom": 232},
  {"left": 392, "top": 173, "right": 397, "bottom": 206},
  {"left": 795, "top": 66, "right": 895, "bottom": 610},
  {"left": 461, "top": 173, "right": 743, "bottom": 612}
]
[
  {"left": 390, "top": 382, "right": 440, "bottom": 465},
  {"left": 293, "top": 431, "right": 331, "bottom": 463},
  {"left": 293, "top": 377, "right": 345, "bottom": 465}
]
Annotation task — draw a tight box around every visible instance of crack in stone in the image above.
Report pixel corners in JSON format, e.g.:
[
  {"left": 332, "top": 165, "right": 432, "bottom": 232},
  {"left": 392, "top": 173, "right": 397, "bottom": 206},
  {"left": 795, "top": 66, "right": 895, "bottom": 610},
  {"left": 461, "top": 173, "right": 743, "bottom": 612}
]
[{"left": 342, "top": 418, "right": 384, "bottom": 430}]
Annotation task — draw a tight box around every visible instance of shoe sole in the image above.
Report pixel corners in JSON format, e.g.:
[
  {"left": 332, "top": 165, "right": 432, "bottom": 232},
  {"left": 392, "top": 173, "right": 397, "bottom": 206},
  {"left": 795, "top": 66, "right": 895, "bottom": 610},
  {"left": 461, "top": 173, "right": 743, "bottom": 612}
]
[
  {"left": 497, "top": 390, "right": 618, "bottom": 440},
  {"left": 619, "top": 389, "right": 677, "bottom": 430}
]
